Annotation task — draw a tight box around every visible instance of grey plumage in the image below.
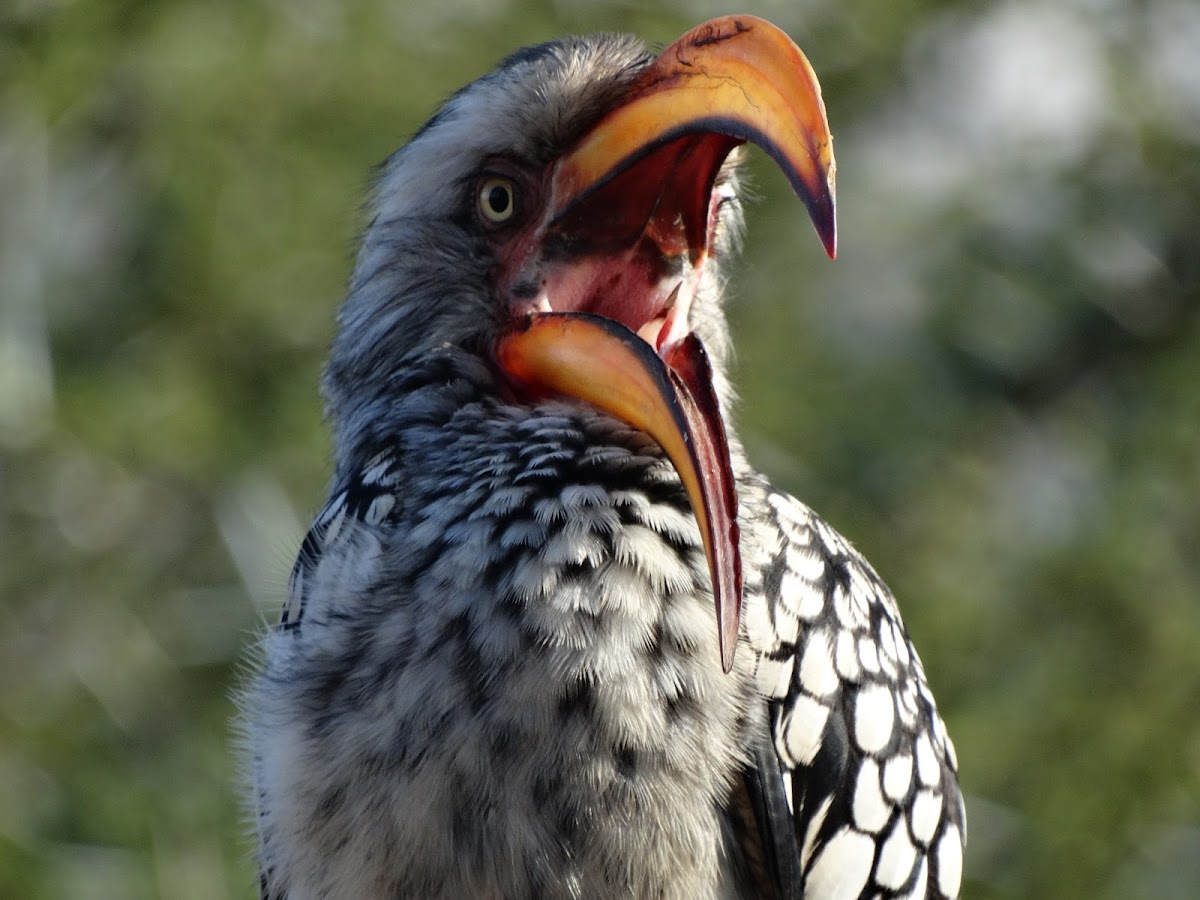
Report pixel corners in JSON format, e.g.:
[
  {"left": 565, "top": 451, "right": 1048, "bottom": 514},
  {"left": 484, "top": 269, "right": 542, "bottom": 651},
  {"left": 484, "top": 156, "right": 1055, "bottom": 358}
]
[{"left": 242, "top": 28, "right": 964, "bottom": 900}]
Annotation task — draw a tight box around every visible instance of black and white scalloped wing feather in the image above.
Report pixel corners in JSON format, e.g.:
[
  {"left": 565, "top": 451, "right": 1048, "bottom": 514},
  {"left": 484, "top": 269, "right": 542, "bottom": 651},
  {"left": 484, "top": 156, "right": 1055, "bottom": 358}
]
[{"left": 742, "top": 487, "right": 965, "bottom": 900}]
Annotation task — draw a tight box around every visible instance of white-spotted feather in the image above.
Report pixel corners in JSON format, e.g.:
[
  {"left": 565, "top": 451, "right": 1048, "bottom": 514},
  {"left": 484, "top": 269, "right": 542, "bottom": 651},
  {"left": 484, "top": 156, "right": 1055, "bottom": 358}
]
[{"left": 742, "top": 481, "right": 965, "bottom": 899}]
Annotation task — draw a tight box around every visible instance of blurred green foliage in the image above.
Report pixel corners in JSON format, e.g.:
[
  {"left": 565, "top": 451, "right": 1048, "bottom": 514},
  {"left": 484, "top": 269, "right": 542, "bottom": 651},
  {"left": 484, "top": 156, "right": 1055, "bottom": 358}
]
[{"left": 1, "top": 0, "right": 1197, "bottom": 897}]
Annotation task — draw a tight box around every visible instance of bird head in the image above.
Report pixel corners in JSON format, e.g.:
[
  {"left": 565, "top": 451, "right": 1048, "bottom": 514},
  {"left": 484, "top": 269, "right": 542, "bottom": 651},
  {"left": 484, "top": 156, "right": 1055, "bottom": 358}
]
[{"left": 324, "top": 16, "right": 836, "bottom": 671}]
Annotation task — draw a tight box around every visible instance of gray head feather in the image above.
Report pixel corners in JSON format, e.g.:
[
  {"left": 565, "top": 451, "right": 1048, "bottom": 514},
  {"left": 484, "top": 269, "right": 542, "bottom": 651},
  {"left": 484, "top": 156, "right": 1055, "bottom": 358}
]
[{"left": 322, "top": 33, "right": 746, "bottom": 469}]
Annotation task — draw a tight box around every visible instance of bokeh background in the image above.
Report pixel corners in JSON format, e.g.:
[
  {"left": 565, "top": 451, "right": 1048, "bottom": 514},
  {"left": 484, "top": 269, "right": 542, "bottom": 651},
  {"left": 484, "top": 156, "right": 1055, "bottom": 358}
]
[{"left": 2, "top": 0, "right": 1198, "bottom": 897}]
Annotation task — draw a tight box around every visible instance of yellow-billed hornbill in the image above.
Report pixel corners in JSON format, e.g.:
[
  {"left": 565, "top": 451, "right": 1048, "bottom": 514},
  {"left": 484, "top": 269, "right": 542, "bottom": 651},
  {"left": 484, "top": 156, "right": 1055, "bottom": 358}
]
[{"left": 244, "top": 16, "right": 964, "bottom": 900}]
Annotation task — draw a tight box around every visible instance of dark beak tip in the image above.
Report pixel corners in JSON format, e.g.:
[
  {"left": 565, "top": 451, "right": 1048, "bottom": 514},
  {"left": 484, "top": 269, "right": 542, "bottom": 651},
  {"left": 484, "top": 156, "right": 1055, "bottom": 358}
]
[{"left": 813, "top": 203, "right": 837, "bottom": 260}]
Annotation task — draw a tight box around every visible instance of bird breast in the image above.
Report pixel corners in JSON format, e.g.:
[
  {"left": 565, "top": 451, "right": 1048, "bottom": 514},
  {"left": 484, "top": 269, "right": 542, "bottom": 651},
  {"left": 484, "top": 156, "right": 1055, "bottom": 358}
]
[{"left": 251, "top": 366, "right": 761, "bottom": 899}]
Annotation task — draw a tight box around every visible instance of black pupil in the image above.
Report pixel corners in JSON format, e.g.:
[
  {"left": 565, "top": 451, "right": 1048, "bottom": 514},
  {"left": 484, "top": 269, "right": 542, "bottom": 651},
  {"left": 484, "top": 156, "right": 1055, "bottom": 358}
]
[{"left": 487, "top": 184, "right": 510, "bottom": 215}]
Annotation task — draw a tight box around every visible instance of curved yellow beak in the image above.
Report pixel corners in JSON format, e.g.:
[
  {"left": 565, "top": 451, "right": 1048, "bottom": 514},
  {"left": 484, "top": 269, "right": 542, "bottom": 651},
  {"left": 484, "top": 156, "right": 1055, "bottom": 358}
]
[
  {"left": 496, "top": 16, "right": 837, "bottom": 672},
  {"left": 550, "top": 14, "right": 836, "bottom": 258}
]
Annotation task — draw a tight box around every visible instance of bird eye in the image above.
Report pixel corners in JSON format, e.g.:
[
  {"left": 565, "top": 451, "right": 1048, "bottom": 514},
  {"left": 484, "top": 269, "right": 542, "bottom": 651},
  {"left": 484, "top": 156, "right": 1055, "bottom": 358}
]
[{"left": 477, "top": 177, "right": 517, "bottom": 225}]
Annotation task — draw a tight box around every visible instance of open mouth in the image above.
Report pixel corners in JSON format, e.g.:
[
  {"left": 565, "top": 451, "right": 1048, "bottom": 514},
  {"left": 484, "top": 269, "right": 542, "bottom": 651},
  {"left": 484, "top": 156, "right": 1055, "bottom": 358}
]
[{"left": 525, "top": 131, "right": 742, "bottom": 359}]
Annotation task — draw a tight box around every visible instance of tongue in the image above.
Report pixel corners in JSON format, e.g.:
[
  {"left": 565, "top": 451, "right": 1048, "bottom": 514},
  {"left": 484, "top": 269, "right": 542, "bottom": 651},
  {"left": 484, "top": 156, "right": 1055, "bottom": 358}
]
[
  {"left": 638, "top": 316, "right": 667, "bottom": 345},
  {"left": 495, "top": 312, "right": 744, "bottom": 671}
]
